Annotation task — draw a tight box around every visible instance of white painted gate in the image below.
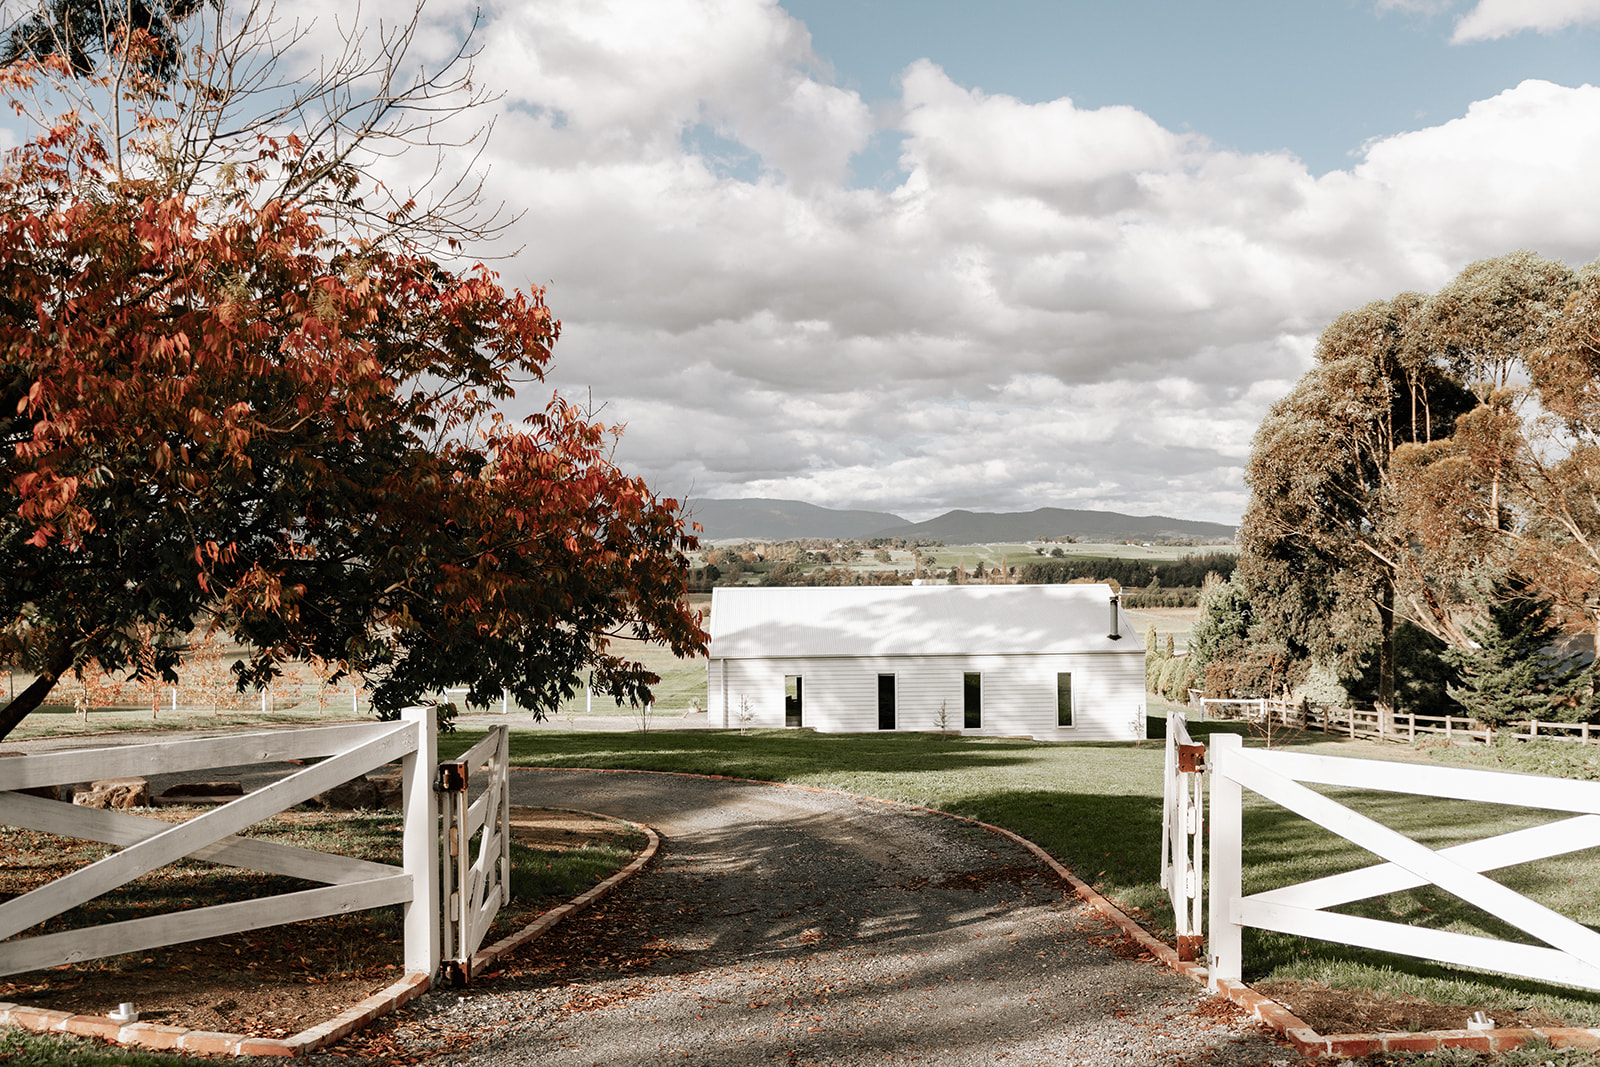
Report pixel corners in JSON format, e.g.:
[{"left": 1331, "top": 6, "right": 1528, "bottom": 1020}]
[
  {"left": 0, "top": 708, "right": 441, "bottom": 980},
  {"left": 1208, "top": 733, "right": 1600, "bottom": 992},
  {"left": 1159, "top": 711, "right": 1205, "bottom": 961},
  {"left": 436, "top": 725, "right": 511, "bottom": 985}
]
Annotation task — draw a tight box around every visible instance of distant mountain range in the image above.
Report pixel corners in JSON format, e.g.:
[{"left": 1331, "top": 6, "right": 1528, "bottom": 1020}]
[
  {"left": 684, "top": 498, "right": 1236, "bottom": 544},
  {"left": 683, "top": 498, "right": 907, "bottom": 541}
]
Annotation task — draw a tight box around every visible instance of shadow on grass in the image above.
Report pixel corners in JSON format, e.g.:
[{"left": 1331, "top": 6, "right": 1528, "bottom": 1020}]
[{"left": 473, "top": 728, "right": 1055, "bottom": 781}]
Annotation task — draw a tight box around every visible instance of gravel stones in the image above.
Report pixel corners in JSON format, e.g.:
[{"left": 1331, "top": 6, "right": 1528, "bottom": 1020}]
[{"left": 303, "top": 769, "right": 1293, "bottom": 1067}]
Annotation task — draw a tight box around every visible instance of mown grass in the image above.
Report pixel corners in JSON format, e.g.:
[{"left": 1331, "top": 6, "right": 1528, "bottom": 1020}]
[
  {"left": 0, "top": 1028, "right": 206, "bottom": 1067},
  {"left": 437, "top": 719, "right": 1600, "bottom": 1029},
  {"left": 1381, "top": 1044, "right": 1600, "bottom": 1066}
]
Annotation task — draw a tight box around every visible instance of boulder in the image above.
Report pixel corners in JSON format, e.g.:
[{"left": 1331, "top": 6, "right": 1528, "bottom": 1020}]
[
  {"left": 159, "top": 782, "right": 245, "bottom": 799},
  {"left": 72, "top": 777, "right": 151, "bottom": 809},
  {"left": 308, "top": 776, "right": 381, "bottom": 810},
  {"left": 370, "top": 772, "right": 403, "bottom": 810}
]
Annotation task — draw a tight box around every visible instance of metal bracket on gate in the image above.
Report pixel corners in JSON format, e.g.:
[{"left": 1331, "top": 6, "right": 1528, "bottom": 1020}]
[
  {"left": 442, "top": 958, "right": 470, "bottom": 988},
  {"left": 1176, "top": 935, "right": 1203, "bottom": 963},
  {"left": 1177, "top": 743, "right": 1206, "bottom": 773},
  {"left": 437, "top": 761, "right": 468, "bottom": 793}
]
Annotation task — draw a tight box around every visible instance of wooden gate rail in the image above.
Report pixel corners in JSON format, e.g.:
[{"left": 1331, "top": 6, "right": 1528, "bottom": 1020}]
[
  {"left": 0, "top": 708, "right": 440, "bottom": 980},
  {"left": 437, "top": 724, "right": 510, "bottom": 985},
  {"left": 1208, "top": 733, "right": 1600, "bottom": 992},
  {"left": 1160, "top": 711, "right": 1205, "bottom": 961}
]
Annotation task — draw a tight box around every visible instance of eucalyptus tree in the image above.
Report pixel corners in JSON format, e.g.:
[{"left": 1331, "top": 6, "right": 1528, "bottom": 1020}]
[
  {"left": 1240, "top": 251, "right": 1579, "bottom": 714},
  {"left": 1395, "top": 258, "right": 1600, "bottom": 643},
  {"left": 1242, "top": 293, "right": 1476, "bottom": 713}
]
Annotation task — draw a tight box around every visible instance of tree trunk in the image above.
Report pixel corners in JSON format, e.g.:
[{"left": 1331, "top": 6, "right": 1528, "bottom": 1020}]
[
  {"left": 1377, "top": 579, "right": 1397, "bottom": 733},
  {"left": 0, "top": 640, "right": 75, "bottom": 741}
]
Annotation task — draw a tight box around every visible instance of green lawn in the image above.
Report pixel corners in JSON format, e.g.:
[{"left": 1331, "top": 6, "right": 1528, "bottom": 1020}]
[{"left": 438, "top": 720, "right": 1600, "bottom": 1028}]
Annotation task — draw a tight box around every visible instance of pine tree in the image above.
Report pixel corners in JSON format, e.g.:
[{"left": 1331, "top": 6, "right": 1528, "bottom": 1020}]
[{"left": 1444, "top": 576, "right": 1589, "bottom": 726}]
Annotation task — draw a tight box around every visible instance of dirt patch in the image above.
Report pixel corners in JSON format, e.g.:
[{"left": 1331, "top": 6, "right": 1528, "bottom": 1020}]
[
  {"left": 0, "top": 806, "right": 641, "bottom": 1038},
  {"left": 1255, "top": 981, "right": 1572, "bottom": 1035},
  {"left": 504, "top": 808, "right": 627, "bottom": 851}
]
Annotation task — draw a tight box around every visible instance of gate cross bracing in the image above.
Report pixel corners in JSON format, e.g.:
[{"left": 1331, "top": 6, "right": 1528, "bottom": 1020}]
[
  {"left": 1208, "top": 733, "right": 1600, "bottom": 992},
  {"left": 437, "top": 725, "right": 511, "bottom": 985},
  {"left": 0, "top": 709, "right": 441, "bottom": 979}
]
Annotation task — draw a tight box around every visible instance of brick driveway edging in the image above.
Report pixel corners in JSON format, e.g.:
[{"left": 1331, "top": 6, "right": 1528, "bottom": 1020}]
[{"left": 0, "top": 812, "right": 659, "bottom": 1058}]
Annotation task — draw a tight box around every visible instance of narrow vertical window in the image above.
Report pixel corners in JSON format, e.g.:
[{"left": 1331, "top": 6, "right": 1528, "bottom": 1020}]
[
  {"left": 1057, "top": 672, "right": 1074, "bottom": 728},
  {"left": 963, "top": 672, "right": 981, "bottom": 729},
  {"left": 785, "top": 676, "right": 803, "bottom": 728},
  {"left": 878, "top": 674, "right": 896, "bottom": 730}
]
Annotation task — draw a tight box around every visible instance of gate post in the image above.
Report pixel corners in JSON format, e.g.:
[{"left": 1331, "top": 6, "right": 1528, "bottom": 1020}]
[
  {"left": 1208, "top": 733, "right": 1242, "bottom": 990},
  {"left": 401, "top": 706, "right": 440, "bottom": 980}
]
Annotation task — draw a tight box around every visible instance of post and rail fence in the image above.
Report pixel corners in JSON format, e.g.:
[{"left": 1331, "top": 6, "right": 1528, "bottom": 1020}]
[
  {"left": 1192, "top": 691, "right": 1600, "bottom": 747},
  {"left": 1206, "top": 732, "right": 1600, "bottom": 993},
  {"left": 0, "top": 710, "right": 515, "bottom": 988}
]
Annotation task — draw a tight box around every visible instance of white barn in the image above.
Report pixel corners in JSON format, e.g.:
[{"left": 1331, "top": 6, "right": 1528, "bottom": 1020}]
[{"left": 706, "top": 584, "right": 1147, "bottom": 741}]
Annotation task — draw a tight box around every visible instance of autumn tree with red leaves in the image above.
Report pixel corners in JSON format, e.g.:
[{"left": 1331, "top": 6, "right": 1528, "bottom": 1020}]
[{"left": 0, "top": 4, "right": 704, "bottom": 739}]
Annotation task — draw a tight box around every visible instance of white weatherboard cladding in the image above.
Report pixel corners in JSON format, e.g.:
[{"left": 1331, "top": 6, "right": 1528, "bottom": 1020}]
[
  {"left": 707, "top": 585, "right": 1146, "bottom": 741},
  {"left": 711, "top": 653, "right": 1143, "bottom": 740}
]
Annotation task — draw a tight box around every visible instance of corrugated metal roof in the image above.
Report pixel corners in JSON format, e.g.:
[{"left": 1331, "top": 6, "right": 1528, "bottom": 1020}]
[{"left": 708, "top": 584, "right": 1139, "bottom": 659}]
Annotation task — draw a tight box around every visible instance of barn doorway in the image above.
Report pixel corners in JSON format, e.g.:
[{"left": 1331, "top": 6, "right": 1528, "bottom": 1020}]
[{"left": 785, "top": 675, "right": 803, "bottom": 727}]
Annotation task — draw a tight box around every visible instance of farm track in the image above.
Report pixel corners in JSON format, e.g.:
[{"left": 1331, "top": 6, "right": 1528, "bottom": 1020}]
[{"left": 313, "top": 769, "right": 1293, "bottom": 1067}]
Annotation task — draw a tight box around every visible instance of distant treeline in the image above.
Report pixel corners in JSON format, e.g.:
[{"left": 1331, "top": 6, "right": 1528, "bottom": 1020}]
[{"left": 1019, "top": 552, "right": 1237, "bottom": 591}]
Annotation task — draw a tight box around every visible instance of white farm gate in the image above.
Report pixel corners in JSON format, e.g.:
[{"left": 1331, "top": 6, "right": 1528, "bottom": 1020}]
[
  {"left": 1160, "top": 710, "right": 1205, "bottom": 961},
  {"left": 437, "top": 725, "right": 511, "bottom": 985},
  {"left": 1208, "top": 733, "right": 1600, "bottom": 992},
  {"left": 0, "top": 708, "right": 516, "bottom": 986}
]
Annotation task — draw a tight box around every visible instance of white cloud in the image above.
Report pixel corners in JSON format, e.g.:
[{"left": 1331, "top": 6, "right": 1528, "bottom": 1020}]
[
  {"left": 1451, "top": 0, "right": 1600, "bottom": 40},
  {"left": 327, "top": 0, "right": 1600, "bottom": 526},
  {"left": 1356, "top": 80, "right": 1600, "bottom": 263},
  {"left": 476, "top": 0, "right": 872, "bottom": 184}
]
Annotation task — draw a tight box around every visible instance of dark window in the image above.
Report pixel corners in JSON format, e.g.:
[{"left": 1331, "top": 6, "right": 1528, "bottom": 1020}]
[
  {"left": 785, "top": 675, "right": 803, "bottom": 727},
  {"left": 1057, "top": 672, "right": 1074, "bottom": 728},
  {"left": 963, "top": 672, "right": 981, "bottom": 729},
  {"left": 877, "top": 674, "right": 896, "bottom": 730}
]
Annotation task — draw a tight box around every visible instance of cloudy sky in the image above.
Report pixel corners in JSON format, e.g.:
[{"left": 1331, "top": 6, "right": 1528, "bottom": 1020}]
[{"left": 392, "top": 2, "right": 1598, "bottom": 523}]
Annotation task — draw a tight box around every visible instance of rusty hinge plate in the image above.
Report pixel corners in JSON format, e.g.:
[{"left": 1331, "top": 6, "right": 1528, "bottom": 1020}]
[
  {"left": 438, "top": 761, "right": 468, "bottom": 792},
  {"left": 1177, "top": 743, "right": 1206, "bottom": 773}
]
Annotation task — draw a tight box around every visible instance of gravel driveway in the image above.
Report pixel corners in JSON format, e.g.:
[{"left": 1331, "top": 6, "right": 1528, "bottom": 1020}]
[{"left": 327, "top": 768, "right": 1294, "bottom": 1067}]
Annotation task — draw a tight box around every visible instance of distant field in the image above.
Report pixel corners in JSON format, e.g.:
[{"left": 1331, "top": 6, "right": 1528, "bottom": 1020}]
[
  {"left": 2, "top": 594, "right": 719, "bottom": 739},
  {"left": 1124, "top": 606, "right": 1200, "bottom": 654}
]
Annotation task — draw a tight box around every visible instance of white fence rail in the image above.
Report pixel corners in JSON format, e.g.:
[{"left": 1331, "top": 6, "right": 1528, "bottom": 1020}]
[
  {"left": 1208, "top": 733, "right": 1600, "bottom": 992},
  {"left": 1159, "top": 711, "right": 1205, "bottom": 961},
  {"left": 1199, "top": 697, "right": 1600, "bottom": 748},
  {"left": 438, "top": 725, "right": 511, "bottom": 984},
  {"left": 0, "top": 709, "right": 441, "bottom": 980}
]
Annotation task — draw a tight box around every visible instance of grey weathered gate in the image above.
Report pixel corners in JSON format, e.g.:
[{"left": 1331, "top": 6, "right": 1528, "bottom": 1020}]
[{"left": 436, "top": 724, "right": 511, "bottom": 984}]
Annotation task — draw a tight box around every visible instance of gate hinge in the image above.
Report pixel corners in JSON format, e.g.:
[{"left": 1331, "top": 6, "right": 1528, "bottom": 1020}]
[
  {"left": 1177, "top": 743, "right": 1206, "bottom": 773},
  {"left": 437, "top": 761, "right": 468, "bottom": 793}
]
